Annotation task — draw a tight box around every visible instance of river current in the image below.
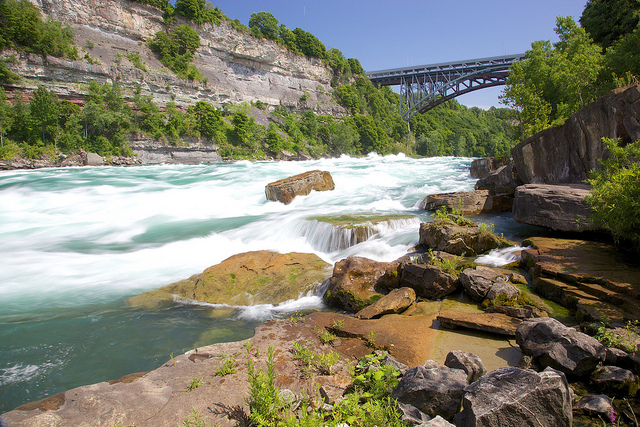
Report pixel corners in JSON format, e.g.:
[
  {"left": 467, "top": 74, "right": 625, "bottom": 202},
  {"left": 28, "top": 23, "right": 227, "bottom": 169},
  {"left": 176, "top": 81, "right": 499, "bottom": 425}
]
[{"left": 0, "top": 154, "right": 534, "bottom": 412}]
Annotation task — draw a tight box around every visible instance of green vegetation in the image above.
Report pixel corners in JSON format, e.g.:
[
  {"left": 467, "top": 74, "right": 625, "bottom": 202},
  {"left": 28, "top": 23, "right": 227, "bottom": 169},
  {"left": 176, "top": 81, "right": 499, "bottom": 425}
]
[
  {"left": 181, "top": 408, "right": 208, "bottom": 427},
  {"left": 593, "top": 320, "right": 638, "bottom": 354},
  {"left": 427, "top": 250, "right": 461, "bottom": 277},
  {"left": 586, "top": 138, "right": 640, "bottom": 254},
  {"left": 431, "top": 205, "right": 474, "bottom": 227},
  {"left": 0, "top": 0, "right": 78, "bottom": 60},
  {"left": 148, "top": 24, "right": 202, "bottom": 80},
  {"left": 215, "top": 354, "right": 236, "bottom": 376},
  {"left": 185, "top": 376, "right": 203, "bottom": 391},
  {"left": 291, "top": 340, "right": 339, "bottom": 376},
  {"left": 245, "top": 347, "right": 406, "bottom": 426}
]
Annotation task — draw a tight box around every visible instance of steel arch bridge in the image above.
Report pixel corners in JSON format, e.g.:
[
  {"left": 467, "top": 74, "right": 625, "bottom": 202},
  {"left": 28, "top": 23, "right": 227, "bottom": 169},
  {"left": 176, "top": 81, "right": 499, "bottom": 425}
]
[{"left": 366, "top": 53, "right": 525, "bottom": 121}]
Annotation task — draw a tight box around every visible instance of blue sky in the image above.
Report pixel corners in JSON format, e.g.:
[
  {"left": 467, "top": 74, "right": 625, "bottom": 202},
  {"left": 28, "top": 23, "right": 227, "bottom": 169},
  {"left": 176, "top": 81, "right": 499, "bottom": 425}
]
[{"left": 209, "top": 0, "right": 588, "bottom": 109}]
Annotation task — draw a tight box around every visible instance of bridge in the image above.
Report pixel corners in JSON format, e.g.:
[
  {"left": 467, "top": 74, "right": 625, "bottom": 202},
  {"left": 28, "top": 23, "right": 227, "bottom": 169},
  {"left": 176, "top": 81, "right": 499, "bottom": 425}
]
[{"left": 366, "top": 53, "right": 525, "bottom": 121}]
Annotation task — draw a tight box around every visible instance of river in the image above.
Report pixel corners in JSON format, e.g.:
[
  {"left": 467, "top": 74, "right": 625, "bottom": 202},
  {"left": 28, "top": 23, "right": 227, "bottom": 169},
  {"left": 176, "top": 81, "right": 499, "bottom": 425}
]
[{"left": 0, "top": 154, "right": 534, "bottom": 413}]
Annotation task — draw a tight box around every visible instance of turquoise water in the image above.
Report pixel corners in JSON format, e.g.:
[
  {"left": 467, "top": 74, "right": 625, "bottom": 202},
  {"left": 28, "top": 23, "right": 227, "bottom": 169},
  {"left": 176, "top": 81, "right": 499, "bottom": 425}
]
[{"left": 0, "top": 154, "right": 483, "bottom": 413}]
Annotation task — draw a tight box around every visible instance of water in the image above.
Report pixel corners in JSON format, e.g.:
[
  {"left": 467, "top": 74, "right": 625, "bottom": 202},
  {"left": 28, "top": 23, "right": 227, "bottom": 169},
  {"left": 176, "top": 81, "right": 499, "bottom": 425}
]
[{"left": 0, "top": 154, "right": 503, "bottom": 412}]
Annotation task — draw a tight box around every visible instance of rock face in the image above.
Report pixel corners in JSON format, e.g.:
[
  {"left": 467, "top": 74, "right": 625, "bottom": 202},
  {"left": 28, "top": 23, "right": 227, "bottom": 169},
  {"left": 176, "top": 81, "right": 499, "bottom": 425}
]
[
  {"left": 456, "top": 367, "right": 572, "bottom": 427},
  {"left": 437, "top": 310, "right": 522, "bottom": 336},
  {"left": 470, "top": 157, "right": 510, "bottom": 179},
  {"left": 516, "top": 317, "right": 606, "bottom": 377},
  {"left": 392, "top": 363, "right": 468, "bottom": 419},
  {"left": 512, "top": 183, "right": 593, "bottom": 231},
  {"left": 474, "top": 163, "right": 523, "bottom": 197},
  {"left": 444, "top": 351, "right": 487, "bottom": 383},
  {"left": 355, "top": 287, "right": 416, "bottom": 320},
  {"left": 323, "top": 257, "right": 388, "bottom": 313},
  {"left": 512, "top": 84, "right": 640, "bottom": 184},
  {"left": 419, "top": 221, "right": 513, "bottom": 256},
  {"left": 419, "top": 190, "right": 513, "bottom": 214},
  {"left": 265, "top": 170, "right": 335, "bottom": 205},
  {"left": 399, "top": 263, "right": 459, "bottom": 300},
  {"left": 127, "top": 251, "right": 331, "bottom": 308},
  {"left": 459, "top": 266, "right": 505, "bottom": 302}
]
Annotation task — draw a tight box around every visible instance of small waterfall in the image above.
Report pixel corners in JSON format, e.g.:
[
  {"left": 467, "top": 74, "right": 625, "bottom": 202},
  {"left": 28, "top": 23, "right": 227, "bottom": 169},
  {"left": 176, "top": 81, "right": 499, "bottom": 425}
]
[{"left": 475, "top": 246, "right": 528, "bottom": 267}]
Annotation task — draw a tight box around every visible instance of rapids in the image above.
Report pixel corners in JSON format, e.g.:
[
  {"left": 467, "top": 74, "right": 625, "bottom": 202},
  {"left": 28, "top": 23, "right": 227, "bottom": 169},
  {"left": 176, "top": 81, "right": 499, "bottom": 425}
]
[{"left": 0, "top": 154, "right": 533, "bottom": 412}]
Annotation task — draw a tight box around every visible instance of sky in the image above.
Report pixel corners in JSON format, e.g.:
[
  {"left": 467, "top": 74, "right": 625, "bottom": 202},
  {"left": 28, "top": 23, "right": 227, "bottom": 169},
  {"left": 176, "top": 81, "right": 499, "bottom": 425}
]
[{"left": 208, "top": 0, "right": 589, "bottom": 109}]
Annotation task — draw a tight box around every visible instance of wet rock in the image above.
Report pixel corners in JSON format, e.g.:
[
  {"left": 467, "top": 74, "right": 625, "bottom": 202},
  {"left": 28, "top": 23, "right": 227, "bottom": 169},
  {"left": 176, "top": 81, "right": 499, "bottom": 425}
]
[
  {"left": 437, "top": 310, "right": 521, "bottom": 336},
  {"left": 475, "top": 163, "right": 523, "bottom": 196},
  {"left": 459, "top": 266, "right": 505, "bottom": 302},
  {"left": 265, "top": 170, "right": 335, "bottom": 204},
  {"left": 444, "top": 351, "right": 487, "bottom": 383},
  {"left": 324, "top": 257, "right": 387, "bottom": 313},
  {"left": 512, "top": 183, "right": 593, "bottom": 232},
  {"left": 399, "top": 263, "right": 459, "bottom": 300},
  {"left": 516, "top": 317, "right": 605, "bottom": 377},
  {"left": 392, "top": 363, "right": 468, "bottom": 419},
  {"left": 419, "top": 221, "right": 513, "bottom": 256},
  {"left": 573, "top": 394, "right": 613, "bottom": 417},
  {"left": 455, "top": 367, "right": 572, "bottom": 427},
  {"left": 355, "top": 287, "right": 416, "bottom": 320},
  {"left": 419, "top": 190, "right": 513, "bottom": 214},
  {"left": 127, "top": 251, "right": 331, "bottom": 308},
  {"left": 591, "top": 365, "right": 638, "bottom": 396}
]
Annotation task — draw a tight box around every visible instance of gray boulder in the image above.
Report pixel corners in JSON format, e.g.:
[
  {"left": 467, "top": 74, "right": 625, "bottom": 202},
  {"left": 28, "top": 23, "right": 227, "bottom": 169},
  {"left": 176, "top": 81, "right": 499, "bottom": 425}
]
[
  {"left": 418, "top": 416, "right": 455, "bottom": 426},
  {"left": 456, "top": 367, "right": 572, "bottom": 427},
  {"left": 398, "top": 403, "right": 431, "bottom": 425},
  {"left": 475, "top": 163, "right": 523, "bottom": 196},
  {"left": 512, "top": 183, "right": 593, "bottom": 232},
  {"left": 573, "top": 394, "right": 613, "bottom": 417},
  {"left": 392, "top": 363, "right": 468, "bottom": 419},
  {"left": 516, "top": 317, "right": 605, "bottom": 377},
  {"left": 400, "top": 263, "right": 459, "bottom": 300},
  {"left": 459, "top": 266, "right": 504, "bottom": 302},
  {"left": 419, "top": 190, "right": 513, "bottom": 214},
  {"left": 444, "top": 351, "right": 487, "bottom": 383},
  {"left": 591, "top": 365, "right": 638, "bottom": 396},
  {"left": 485, "top": 277, "right": 519, "bottom": 301}
]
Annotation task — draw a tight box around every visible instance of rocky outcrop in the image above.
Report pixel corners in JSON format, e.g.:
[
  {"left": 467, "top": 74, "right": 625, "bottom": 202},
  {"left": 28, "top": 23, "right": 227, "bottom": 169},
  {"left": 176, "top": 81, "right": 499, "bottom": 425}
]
[
  {"left": 474, "top": 163, "right": 522, "bottom": 196},
  {"left": 355, "top": 287, "right": 416, "bottom": 319},
  {"left": 419, "top": 190, "right": 513, "bottom": 214},
  {"left": 456, "top": 367, "right": 572, "bottom": 427},
  {"left": 323, "top": 256, "right": 388, "bottom": 313},
  {"left": 127, "top": 251, "right": 331, "bottom": 308},
  {"left": 512, "top": 183, "right": 593, "bottom": 232},
  {"left": 516, "top": 317, "right": 606, "bottom": 377},
  {"left": 265, "top": 170, "right": 335, "bottom": 204},
  {"left": 459, "top": 266, "right": 505, "bottom": 302},
  {"left": 399, "top": 263, "right": 459, "bottom": 300},
  {"left": 469, "top": 157, "right": 510, "bottom": 179},
  {"left": 444, "top": 351, "right": 487, "bottom": 383},
  {"left": 419, "top": 221, "right": 513, "bottom": 256},
  {"left": 511, "top": 84, "right": 640, "bottom": 184},
  {"left": 437, "top": 310, "right": 522, "bottom": 336}
]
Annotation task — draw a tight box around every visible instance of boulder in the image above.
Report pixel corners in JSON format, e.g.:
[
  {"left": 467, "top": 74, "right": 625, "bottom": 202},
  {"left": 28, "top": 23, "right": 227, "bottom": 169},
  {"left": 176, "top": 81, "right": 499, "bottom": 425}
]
[
  {"left": 573, "top": 394, "right": 613, "bottom": 417},
  {"left": 84, "top": 152, "right": 104, "bottom": 166},
  {"left": 444, "top": 351, "right": 487, "bottom": 383},
  {"left": 127, "top": 251, "right": 331, "bottom": 308},
  {"left": 323, "top": 257, "right": 387, "bottom": 313},
  {"left": 470, "top": 157, "right": 510, "bottom": 179},
  {"left": 355, "top": 287, "right": 416, "bottom": 319},
  {"left": 398, "top": 403, "right": 431, "bottom": 425},
  {"left": 474, "top": 163, "right": 523, "bottom": 196},
  {"left": 485, "top": 277, "right": 519, "bottom": 301},
  {"left": 456, "top": 367, "right": 572, "bottom": 427},
  {"left": 418, "top": 190, "right": 513, "bottom": 214},
  {"left": 399, "top": 263, "right": 459, "bottom": 300},
  {"left": 512, "top": 84, "right": 640, "bottom": 185},
  {"left": 392, "top": 363, "right": 468, "bottom": 419},
  {"left": 512, "top": 183, "right": 593, "bottom": 232},
  {"left": 265, "top": 170, "right": 335, "bottom": 204},
  {"left": 516, "top": 317, "right": 606, "bottom": 377},
  {"left": 485, "top": 305, "right": 546, "bottom": 319},
  {"left": 459, "top": 266, "right": 505, "bottom": 302},
  {"left": 437, "top": 310, "right": 521, "bottom": 336},
  {"left": 419, "top": 221, "right": 513, "bottom": 256},
  {"left": 591, "top": 365, "right": 638, "bottom": 396},
  {"left": 61, "top": 154, "right": 83, "bottom": 167}
]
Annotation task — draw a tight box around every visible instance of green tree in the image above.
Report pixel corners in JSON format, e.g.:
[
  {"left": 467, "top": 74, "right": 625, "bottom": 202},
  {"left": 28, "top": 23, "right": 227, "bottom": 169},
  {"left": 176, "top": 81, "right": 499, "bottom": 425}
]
[
  {"left": 249, "top": 11, "right": 279, "bottom": 40},
  {"left": 293, "top": 28, "right": 326, "bottom": 58},
  {"left": 580, "top": 0, "right": 640, "bottom": 50},
  {"left": 190, "top": 100, "right": 224, "bottom": 141},
  {"left": 148, "top": 25, "right": 202, "bottom": 80},
  {"left": 0, "top": 87, "right": 12, "bottom": 147},
  {"left": 30, "top": 85, "right": 59, "bottom": 147}
]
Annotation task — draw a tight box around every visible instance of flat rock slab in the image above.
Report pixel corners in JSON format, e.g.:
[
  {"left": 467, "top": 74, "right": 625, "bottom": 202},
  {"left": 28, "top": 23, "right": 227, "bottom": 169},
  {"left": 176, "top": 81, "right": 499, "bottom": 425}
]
[
  {"left": 512, "top": 183, "right": 593, "bottom": 231},
  {"left": 419, "top": 190, "right": 513, "bottom": 214},
  {"left": 437, "top": 310, "right": 522, "bottom": 336},
  {"left": 265, "top": 170, "right": 335, "bottom": 204}
]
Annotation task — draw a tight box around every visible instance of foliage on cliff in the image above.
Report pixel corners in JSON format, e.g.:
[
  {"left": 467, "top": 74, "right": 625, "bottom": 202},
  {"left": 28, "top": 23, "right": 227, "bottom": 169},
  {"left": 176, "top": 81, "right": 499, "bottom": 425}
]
[
  {"left": 503, "top": 1, "right": 640, "bottom": 139},
  {"left": 587, "top": 138, "right": 640, "bottom": 255},
  {"left": 0, "top": 0, "right": 77, "bottom": 60},
  {"left": 147, "top": 24, "right": 203, "bottom": 81}
]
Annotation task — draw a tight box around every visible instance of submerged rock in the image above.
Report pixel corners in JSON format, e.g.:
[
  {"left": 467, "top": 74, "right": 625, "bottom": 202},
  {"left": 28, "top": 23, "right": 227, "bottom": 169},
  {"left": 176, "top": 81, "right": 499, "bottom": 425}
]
[
  {"left": 127, "top": 251, "right": 331, "bottom": 308},
  {"left": 265, "top": 170, "right": 335, "bottom": 204}
]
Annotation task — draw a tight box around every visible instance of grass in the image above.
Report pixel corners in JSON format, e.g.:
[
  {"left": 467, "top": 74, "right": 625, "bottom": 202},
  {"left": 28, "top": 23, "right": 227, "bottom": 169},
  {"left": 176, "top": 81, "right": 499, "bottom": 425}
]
[
  {"left": 291, "top": 340, "right": 339, "bottom": 375},
  {"left": 215, "top": 354, "right": 236, "bottom": 376},
  {"left": 185, "top": 377, "right": 203, "bottom": 391}
]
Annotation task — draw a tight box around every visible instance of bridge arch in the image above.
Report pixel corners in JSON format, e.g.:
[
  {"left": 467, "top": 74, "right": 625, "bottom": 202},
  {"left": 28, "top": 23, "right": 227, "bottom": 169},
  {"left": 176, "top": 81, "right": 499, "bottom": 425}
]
[{"left": 366, "top": 54, "right": 525, "bottom": 121}]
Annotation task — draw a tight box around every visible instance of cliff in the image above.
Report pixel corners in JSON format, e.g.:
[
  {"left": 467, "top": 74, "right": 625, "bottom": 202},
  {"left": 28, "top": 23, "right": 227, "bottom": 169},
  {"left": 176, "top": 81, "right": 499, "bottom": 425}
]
[
  {"left": 3, "top": 0, "right": 345, "bottom": 116},
  {"left": 511, "top": 84, "right": 640, "bottom": 184}
]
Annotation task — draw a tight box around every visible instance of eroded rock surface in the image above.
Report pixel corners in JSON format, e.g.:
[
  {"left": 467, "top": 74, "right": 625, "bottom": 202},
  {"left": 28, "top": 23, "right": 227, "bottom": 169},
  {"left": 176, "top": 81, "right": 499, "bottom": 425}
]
[
  {"left": 419, "top": 221, "right": 513, "bottom": 256},
  {"left": 323, "top": 256, "right": 388, "bottom": 313},
  {"left": 265, "top": 170, "right": 335, "bottom": 204},
  {"left": 355, "top": 287, "right": 416, "bottom": 320}
]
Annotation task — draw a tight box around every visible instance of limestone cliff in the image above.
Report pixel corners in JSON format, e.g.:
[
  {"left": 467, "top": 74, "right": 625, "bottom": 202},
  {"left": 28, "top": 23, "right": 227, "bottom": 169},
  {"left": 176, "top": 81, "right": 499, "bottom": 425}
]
[
  {"left": 511, "top": 84, "right": 640, "bottom": 184},
  {"left": 4, "top": 0, "right": 345, "bottom": 116}
]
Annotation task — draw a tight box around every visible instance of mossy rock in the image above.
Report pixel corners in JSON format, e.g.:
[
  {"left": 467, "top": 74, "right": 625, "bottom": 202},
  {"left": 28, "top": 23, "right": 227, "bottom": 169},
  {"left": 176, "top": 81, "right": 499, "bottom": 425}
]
[{"left": 128, "top": 251, "right": 332, "bottom": 308}]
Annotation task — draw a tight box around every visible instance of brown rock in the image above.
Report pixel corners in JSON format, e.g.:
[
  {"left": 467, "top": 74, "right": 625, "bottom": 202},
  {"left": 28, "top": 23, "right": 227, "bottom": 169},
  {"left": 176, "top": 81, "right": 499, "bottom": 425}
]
[
  {"left": 127, "top": 251, "right": 331, "bottom": 308},
  {"left": 265, "top": 170, "right": 335, "bottom": 204},
  {"left": 419, "top": 221, "right": 513, "bottom": 256},
  {"left": 323, "top": 257, "right": 388, "bottom": 313},
  {"left": 419, "top": 190, "right": 513, "bottom": 214},
  {"left": 355, "top": 287, "right": 416, "bottom": 319},
  {"left": 437, "top": 310, "right": 522, "bottom": 336},
  {"left": 512, "top": 183, "right": 593, "bottom": 232},
  {"left": 400, "top": 263, "right": 459, "bottom": 300},
  {"left": 474, "top": 162, "right": 523, "bottom": 196},
  {"left": 512, "top": 84, "right": 640, "bottom": 184}
]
